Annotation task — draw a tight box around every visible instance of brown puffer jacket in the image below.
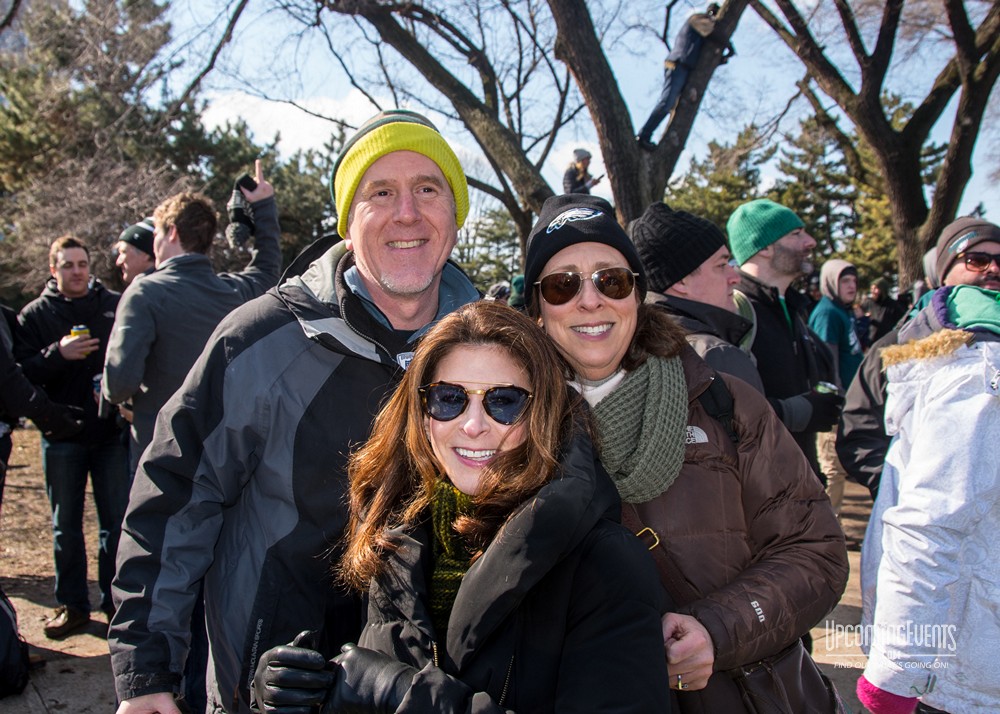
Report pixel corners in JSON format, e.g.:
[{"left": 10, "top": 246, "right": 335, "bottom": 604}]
[{"left": 629, "top": 348, "right": 849, "bottom": 706}]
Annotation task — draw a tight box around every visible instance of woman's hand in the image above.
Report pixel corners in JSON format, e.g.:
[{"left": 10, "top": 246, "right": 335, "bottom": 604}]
[{"left": 662, "top": 612, "right": 715, "bottom": 691}]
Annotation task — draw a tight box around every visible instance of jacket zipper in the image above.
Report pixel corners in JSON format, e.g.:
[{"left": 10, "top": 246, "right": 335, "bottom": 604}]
[
  {"left": 340, "top": 299, "right": 398, "bottom": 369},
  {"left": 498, "top": 654, "right": 514, "bottom": 706},
  {"left": 431, "top": 642, "right": 512, "bottom": 706}
]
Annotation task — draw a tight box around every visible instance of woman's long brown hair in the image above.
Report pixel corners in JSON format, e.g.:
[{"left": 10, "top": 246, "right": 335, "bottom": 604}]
[{"left": 339, "top": 301, "right": 579, "bottom": 592}]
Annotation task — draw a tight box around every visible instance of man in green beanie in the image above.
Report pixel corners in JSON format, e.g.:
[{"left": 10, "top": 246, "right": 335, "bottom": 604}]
[
  {"left": 109, "top": 110, "right": 479, "bottom": 714},
  {"left": 727, "top": 198, "right": 842, "bottom": 480}
]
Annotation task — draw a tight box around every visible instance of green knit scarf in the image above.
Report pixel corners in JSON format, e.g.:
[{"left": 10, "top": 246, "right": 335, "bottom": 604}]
[
  {"left": 429, "top": 480, "right": 474, "bottom": 638},
  {"left": 592, "top": 355, "right": 688, "bottom": 502}
]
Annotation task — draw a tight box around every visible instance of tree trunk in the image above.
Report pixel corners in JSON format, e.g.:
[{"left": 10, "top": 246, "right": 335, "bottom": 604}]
[{"left": 548, "top": 0, "right": 747, "bottom": 224}]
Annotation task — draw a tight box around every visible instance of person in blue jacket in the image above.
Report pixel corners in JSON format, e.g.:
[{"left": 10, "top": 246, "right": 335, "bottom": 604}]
[{"left": 636, "top": 3, "right": 734, "bottom": 150}]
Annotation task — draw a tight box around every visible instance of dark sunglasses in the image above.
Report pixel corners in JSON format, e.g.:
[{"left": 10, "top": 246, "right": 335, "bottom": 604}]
[
  {"left": 961, "top": 251, "right": 1000, "bottom": 273},
  {"left": 535, "top": 267, "right": 639, "bottom": 306},
  {"left": 419, "top": 382, "right": 533, "bottom": 425}
]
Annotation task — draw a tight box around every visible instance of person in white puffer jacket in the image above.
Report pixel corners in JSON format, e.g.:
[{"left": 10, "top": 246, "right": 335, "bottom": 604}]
[{"left": 858, "top": 283, "right": 1000, "bottom": 714}]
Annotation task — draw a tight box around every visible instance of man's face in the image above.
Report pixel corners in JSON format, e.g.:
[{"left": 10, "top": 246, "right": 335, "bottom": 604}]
[
  {"left": 838, "top": 273, "right": 858, "bottom": 304},
  {"left": 50, "top": 247, "right": 90, "bottom": 298},
  {"left": 116, "top": 242, "right": 154, "bottom": 284},
  {"left": 344, "top": 150, "right": 458, "bottom": 301},
  {"left": 943, "top": 240, "right": 1000, "bottom": 291},
  {"left": 769, "top": 228, "right": 816, "bottom": 278},
  {"left": 681, "top": 245, "right": 740, "bottom": 312}
]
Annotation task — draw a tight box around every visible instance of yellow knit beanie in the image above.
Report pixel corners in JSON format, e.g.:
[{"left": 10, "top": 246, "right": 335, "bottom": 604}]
[{"left": 332, "top": 110, "right": 469, "bottom": 238}]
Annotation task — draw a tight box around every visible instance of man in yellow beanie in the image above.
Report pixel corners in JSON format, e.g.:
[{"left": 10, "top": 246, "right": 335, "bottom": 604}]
[{"left": 109, "top": 110, "right": 479, "bottom": 714}]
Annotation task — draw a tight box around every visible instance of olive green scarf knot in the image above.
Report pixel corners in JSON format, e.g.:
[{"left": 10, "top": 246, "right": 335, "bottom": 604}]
[{"left": 592, "top": 355, "right": 687, "bottom": 502}]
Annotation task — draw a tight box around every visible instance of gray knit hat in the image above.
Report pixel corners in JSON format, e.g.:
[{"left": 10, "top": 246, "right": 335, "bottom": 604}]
[
  {"left": 935, "top": 216, "right": 1000, "bottom": 279},
  {"left": 630, "top": 203, "right": 727, "bottom": 292}
]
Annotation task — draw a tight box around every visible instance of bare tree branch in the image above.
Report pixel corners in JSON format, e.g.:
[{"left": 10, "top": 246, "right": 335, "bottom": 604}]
[
  {"left": 944, "top": 0, "right": 977, "bottom": 75},
  {"left": 755, "top": 0, "right": 858, "bottom": 107},
  {"left": 904, "top": 2, "right": 999, "bottom": 147},
  {"left": 166, "top": 0, "right": 250, "bottom": 117},
  {"left": 865, "top": 0, "right": 903, "bottom": 88},
  {"left": 0, "top": 0, "right": 23, "bottom": 32},
  {"left": 797, "top": 78, "right": 865, "bottom": 182},
  {"left": 831, "top": 0, "right": 869, "bottom": 69},
  {"left": 319, "top": 0, "right": 555, "bottom": 218},
  {"left": 317, "top": 20, "right": 384, "bottom": 110}
]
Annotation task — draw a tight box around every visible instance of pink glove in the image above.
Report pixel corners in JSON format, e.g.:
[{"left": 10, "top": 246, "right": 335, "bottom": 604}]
[{"left": 856, "top": 675, "right": 918, "bottom": 714}]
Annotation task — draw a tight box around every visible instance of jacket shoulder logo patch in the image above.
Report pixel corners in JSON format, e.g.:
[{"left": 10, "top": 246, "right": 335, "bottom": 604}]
[{"left": 685, "top": 425, "right": 708, "bottom": 444}]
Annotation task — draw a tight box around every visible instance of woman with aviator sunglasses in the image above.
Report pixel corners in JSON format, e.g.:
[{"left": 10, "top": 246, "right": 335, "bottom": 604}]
[
  {"left": 251, "top": 300, "right": 672, "bottom": 713},
  {"left": 524, "top": 194, "right": 848, "bottom": 712}
]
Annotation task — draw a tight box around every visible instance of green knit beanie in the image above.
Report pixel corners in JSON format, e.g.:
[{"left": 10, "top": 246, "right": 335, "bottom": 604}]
[{"left": 726, "top": 199, "right": 805, "bottom": 266}]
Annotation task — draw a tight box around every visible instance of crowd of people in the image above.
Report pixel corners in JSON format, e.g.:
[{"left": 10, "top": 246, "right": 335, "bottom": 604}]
[{"left": 0, "top": 105, "right": 996, "bottom": 714}]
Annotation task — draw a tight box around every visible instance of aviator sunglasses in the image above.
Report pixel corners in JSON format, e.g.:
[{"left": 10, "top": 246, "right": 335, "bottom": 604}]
[
  {"left": 535, "top": 267, "right": 639, "bottom": 306},
  {"left": 419, "top": 382, "right": 533, "bottom": 425},
  {"left": 959, "top": 251, "right": 1000, "bottom": 273}
]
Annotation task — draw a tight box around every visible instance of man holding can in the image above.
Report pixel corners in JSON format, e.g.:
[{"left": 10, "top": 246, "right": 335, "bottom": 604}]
[
  {"left": 16, "top": 235, "right": 126, "bottom": 639},
  {"left": 726, "top": 199, "right": 844, "bottom": 481}
]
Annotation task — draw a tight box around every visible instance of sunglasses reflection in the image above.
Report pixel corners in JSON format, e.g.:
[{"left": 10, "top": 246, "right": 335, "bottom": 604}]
[
  {"left": 536, "top": 267, "right": 638, "bottom": 305},
  {"left": 419, "top": 382, "right": 534, "bottom": 425}
]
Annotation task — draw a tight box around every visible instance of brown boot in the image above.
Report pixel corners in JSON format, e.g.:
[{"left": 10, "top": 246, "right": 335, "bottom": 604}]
[{"left": 43, "top": 606, "right": 90, "bottom": 639}]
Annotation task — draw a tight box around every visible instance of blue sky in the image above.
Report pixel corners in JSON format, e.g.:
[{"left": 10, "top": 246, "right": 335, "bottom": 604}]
[{"left": 175, "top": 1, "right": 998, "bottom": 221}]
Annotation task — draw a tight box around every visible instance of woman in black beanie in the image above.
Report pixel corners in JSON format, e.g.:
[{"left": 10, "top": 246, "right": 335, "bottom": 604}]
[{"left": 525, "top": 194, "right": 849, "bottom": 713}]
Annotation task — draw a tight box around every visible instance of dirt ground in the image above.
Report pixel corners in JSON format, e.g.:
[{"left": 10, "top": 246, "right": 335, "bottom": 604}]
[
  {"left": 0, "top": 424, "right": 873, "bottom": 712},
  {"left": 1, "top": 426, "right": 117, "bottom": 712}
]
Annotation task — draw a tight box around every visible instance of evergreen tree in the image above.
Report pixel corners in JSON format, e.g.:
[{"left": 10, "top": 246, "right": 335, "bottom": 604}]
[
  {"left": 771, "top": 116, "right": 857, "bottom": 260},
  {"left": 0, "top": 1, "right": 342, "bottom": 302},
  {"left": 664, "top": 125, "right": 774, "bottom": 230},
  {"left": 454, "top": 207, "right": 521, "bottom": 292},
  {"left": 0, "top": 0, "right": 186, "bottom": 298}
]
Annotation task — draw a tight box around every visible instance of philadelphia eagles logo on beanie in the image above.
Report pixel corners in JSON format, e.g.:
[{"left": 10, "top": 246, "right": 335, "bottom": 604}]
[
  {"left": 524, "top": 194, "right": 648, "bottom": 310},
  {"left": 547, "top": 207, "right": 602, "bottom": 234}
]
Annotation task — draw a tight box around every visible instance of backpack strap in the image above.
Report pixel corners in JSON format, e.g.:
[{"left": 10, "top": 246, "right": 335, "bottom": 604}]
[{"left": 698, "top": 374, "right": 738, "bottom": 443}]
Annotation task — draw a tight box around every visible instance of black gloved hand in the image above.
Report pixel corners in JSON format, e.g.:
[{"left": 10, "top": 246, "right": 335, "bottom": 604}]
[
  {"left": 225, "top": 174, "right": 257, "bottom": 250},
  {"left": 328, "top": 643, "right": 418, "bottom": 714},
  {"left": 251, "top": 631, "right": 335, "bottom": 714},
  {"left": 34, "top": 404, "right": 85, "bottom": 441},
  {"left": 802, "top": 390, "right": 845, "bottom": 433}
]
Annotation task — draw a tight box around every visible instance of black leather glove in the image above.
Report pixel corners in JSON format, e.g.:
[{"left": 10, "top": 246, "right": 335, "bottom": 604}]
[
  {"left": 251, "top": 631, "right": 335, "bottom": 714},
  {"left": 802, "top": 390, "right": 845, "bottom": 433},
  {"left": 328, "top": 644, "right": 418, "bottom": 714},
  {"left": 33, "top": 404, "right": 84, "bottom": 441},
  {"left": 225, "top": 174, "right": 257, "bottom": 250}
]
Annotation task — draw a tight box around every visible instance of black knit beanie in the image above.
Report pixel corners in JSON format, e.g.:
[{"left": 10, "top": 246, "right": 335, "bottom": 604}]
[
  {"left": 524, "top": 194, "right": 646, "bottom": 309},
  {"left": 118, "top": 218, "right": 156, "bottom": 258},
  {"left": 629, "top": 203, "right": 727, "bottom": 293}
]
